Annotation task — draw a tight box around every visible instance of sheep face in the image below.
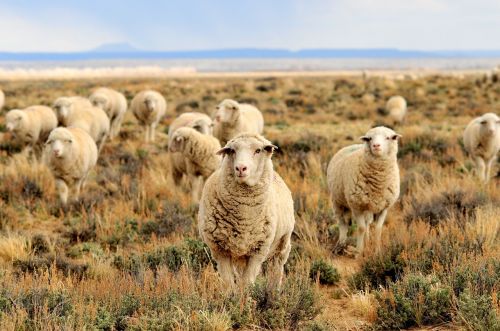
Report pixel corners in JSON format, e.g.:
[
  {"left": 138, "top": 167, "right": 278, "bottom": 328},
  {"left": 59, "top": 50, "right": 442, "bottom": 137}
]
[
  {"left": 53, "top": 98, "right": 72, "bottom": 122},
  {"left": 217, "top": 135, "right": 277, "bottom": 186},
  {"left": 144, "top": 95, "right": 157, "bottom": 113},
  {"left": 168, "top": 129, "right": 189, "bottom": 153},
  {"left": 478, "top": 113, "right": 500, "bottom": 138},
  {"left": 5, "top": 110, "right": 27, "bottom": 133},
  {"left": 214, "top": 99, "right": 240, "bottom": 124},
  {"left": 46, "top": 128, "right": 74, "bottom": 159},
  {"left": 191, "top": 118, "right": 212, "bottom": 135},
  {"left": 361, "top": 126, "right": 401, "bottom": 157},
  {"left": 90, "top": 94, "right": 110, "bottom": 113}
]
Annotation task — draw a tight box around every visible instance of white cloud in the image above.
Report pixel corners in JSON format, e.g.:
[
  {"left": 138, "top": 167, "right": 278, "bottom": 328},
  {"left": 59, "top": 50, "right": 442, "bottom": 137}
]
[{"left": 0, "top": 6, "right": 124, "bottom": 52}]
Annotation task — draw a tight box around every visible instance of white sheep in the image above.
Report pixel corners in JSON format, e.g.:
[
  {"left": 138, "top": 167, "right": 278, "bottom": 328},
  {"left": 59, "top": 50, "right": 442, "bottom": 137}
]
[
  {"left": 198, "top": 133, "right": 295, "bottom": 287},
  {"left": 44, "top": 127, "right": 98, "bottom": 205},
  {"left": 168, "top": 112, "right": 213, "bottom": 186},
  {"left": 89, "top": 87, "right": 127, "bottom": 139},
  {"left": 168, "top": 127, "right": 221, "bottom": 202},
  {"left": 53, "top": 96, "right": 92, "bottom": 124},
  {"left": 385, "top": 96, "right": 407, "bottom": 125},
  {"left": 463, "top": 113, "right": 500, "bottom": 182},
  {"left": 70, "top": 106, "right": 110, "bottom": 152},
  {"left": 5, "top": 105, "right": 58, "bottom": 158},
  {"left": 327, "top": 126, "right": 401, "bottom": 255},
  {"left": 130, "top": 90, "right": 167, "bottom": 142},
  {"left": 212, "top": 99, "right": 264, "bottom": 145},
  {"left": 0, "top": 89, "right": 4, "bottom": 111}
]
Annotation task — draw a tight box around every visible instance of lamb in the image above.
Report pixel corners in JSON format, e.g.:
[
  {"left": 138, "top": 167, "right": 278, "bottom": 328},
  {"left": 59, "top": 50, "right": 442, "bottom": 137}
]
[
  {"left": 326, "top": 126, "right": 401, "bottom": 255},
  {"left": 168, "top": 127, "right": 221, "bottom": 202},
  {"left": 44, "top": 127, "right": 98, "bottom": 205},
  {"left": 89, "top": 87, "right": 127, "bottom": 139},
  {"left": 198, "top": 133, "right": 295, "bottom": 287},
  {"left": 0, "top": 89, "right": 4, "bottom": 111},
  {"left": 463, "top": 113, "right": 500, "bottom": 182},
  {"left": 5, "top": 106, "right": 58, "bottom": 158},
  {"left": 212, "top": 99, "right": 264, "bottom": 145},
  {"left": 168, "top": 112, "right": 214, "bottom": 185},
  {"left": 53, "top": 96, "right": 92, "bottom": 124},
  {"left": 385, "top": 96, "right": 407, "bottom": 125},
  {"left": 130, "top": 90, "right": 167, "bottom": 142}
]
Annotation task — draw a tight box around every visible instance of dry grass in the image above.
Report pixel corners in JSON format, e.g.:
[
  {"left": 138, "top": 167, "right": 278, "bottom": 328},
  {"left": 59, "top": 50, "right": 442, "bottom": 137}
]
[{"left": 0, "top": 73, "right": 498, "bottom": 329}]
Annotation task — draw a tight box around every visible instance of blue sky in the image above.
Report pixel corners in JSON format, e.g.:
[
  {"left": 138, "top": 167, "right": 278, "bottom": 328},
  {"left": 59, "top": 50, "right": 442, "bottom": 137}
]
[{"left": 1, "top": 0, "right": 499, "bottom": 52}]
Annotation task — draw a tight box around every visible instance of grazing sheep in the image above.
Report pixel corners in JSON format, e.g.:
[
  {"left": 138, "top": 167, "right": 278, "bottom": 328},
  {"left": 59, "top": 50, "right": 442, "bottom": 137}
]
[
  {"left": 385, "top": 96, "right": 407, "bottom": 125},
  {"left": 0, "top": 89, "right": 4, "bottom": 111},
  {"left": 5, "top": 106, "right": 58, "bottom": 158},
  {"left": 212, "top": 99, "right": 264, "bottom": 145},
  {"left": 89, "top": 87, "right": 127, "bottom": 139},
  {"left": 130, "top": 90, "right": 167, "bottom": 142},
  {"left": 55, "top": 103, "right": 110, "bottom": 153},
  {"left": 53, "top": 96, "right": 92, "bottom": 124},
  {"left": 44, "top": 127, "right": 98, "bottom": 205},
  {"left": 198, "top": 133, "right": 295, "bottom": 287},
  {"left": 168, "top": 112, "right": 214, "bottom": 186},
  {"left": 169, "top": 127, "right": 221, "bottom": 202},
  {"left": 463, "top": 113, "right": 500, "bottom": 182},
  {"left": 327, "top": 126, "right": 401, "bottom": 255}
]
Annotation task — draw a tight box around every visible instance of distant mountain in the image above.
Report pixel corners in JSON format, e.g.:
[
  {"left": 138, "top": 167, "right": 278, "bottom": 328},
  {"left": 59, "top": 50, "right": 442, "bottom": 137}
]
[
  {"left": 91, "top": 42, "right": 140, "bottom": 53},
  {"left": 0, "top": 47, "right": 500, "bottom": 61}
]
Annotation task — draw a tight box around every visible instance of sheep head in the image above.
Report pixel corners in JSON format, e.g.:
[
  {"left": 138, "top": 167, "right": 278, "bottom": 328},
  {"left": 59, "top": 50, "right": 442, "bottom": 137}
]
[
  {"left": 217, "top": 133, "right": 277, "bottom": 186},
  {"left": 360, "top": 126, "right": 401, "bottom": 158}
]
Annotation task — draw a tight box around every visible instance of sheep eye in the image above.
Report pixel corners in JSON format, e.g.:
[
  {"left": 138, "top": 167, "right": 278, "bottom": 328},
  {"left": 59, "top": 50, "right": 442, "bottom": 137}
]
[
  {"left": 66, "top": 139, "right": 72, "bottom": 143},
  {"left": 255, "top": 148, "right": 261, "bottom": 154},
  {"left": 480, "top": 121, "right": 487, "bottom": 124}
]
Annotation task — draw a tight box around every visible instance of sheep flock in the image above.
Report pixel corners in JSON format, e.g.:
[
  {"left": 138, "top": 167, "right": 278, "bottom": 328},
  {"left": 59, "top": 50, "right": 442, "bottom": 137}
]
[{"left": 0, "top": 74, "right": 498, "bottom": 330}]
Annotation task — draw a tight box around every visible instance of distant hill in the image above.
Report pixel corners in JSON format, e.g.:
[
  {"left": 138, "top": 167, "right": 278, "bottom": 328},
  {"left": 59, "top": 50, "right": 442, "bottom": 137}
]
[
  {"left": 91, "top": 42, "right": 140, "bottom": 53},
  {"left": 0, "top": 45, "right": 500, "bottom": 61}
]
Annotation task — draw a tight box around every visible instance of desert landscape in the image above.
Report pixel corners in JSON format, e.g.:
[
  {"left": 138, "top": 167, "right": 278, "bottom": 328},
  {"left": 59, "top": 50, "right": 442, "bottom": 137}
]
[{"left": 0, "top": 72, "right": 498, "bottom": 330}]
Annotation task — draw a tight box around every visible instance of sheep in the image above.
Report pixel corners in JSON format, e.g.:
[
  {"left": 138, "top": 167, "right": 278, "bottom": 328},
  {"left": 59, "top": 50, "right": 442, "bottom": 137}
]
[
  {"left": 212, "top": 99, "right": 264, "bottom": 145},
  {"left": 198, "top": 133, "right": 295, "bottom": 287},
  {"left": 326, "top": 126, "right": 401, "bottom": 255},
  {"left": 463, "top": 113, "right": 500, "bottom": 182},
  {"left": 5, "top": 106, "right": 58, "bottom": 159},
  {"left": 44, "top": 127, "right": 98, "bottom": 205},
  {"left": 168, "top": 127, "right": 221, "bottom": 202},
  {"left": 0, "top": 89, "right": 4, "bottom": 111},
  {"left": 130, "top": 90, "right": 167, "bottom": 142},
  {"left": 168, "top": 112, "right": 214, "bottom": 186},
  {"left": 69, "top": 106, "right": 110, "bottom": 152},
  {"left": 89, "top": 87, "right": 127, "bottom": 139},
  {"left": 385, "top": 96, "right": 407, "bottom": 125},
  {"left": 53, "top": 96, "right": 92, "bottom": 124}
]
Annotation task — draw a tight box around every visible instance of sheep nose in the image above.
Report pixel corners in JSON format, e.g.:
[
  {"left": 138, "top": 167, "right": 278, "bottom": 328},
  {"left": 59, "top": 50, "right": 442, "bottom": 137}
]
[
  {"left": 373, "top": 143, "right": 381, "bottom": 148},
  {"left": 235, "top": 164, "right": 247, "bottom": 174}
]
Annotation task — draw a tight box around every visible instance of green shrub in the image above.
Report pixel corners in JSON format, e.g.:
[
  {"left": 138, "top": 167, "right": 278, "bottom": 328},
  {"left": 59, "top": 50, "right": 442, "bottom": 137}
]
[
  {"left": 309, "top": 259, "right": 340, "bottom": 285},
  {"left": 457, "top": 290, "right": 500, "bottom": 331},
  {"left": 375, "top": 273, "right": 452, "bottom": 329}
]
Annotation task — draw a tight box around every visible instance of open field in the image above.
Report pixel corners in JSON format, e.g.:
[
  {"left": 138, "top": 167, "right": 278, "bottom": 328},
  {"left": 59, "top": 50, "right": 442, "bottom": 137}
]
[{"left": 0, "top": 73, "right": 498, "bottom": 330}]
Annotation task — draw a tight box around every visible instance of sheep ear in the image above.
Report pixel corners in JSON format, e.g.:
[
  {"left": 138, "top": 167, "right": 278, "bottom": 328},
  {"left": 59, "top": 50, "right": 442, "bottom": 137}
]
[
  {"left": 264, "top": 144, "right": 278, "bottom": 153},
  {"left": 216, "top": 147, "right": 233, "bottom": 156},
  {"left": 360, "top": 136, "right": 370, "bottom": 142},
  {"left": 175, "top": 136, "right": 183, "bottom": 142},
  {"left": 391, "top": 134, "right": 402, "bottom": 140}
]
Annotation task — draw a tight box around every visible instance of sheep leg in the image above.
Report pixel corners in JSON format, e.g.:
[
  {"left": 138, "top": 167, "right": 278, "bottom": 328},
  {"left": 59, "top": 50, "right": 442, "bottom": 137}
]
[
  {"left": 144, "top": 125, "right": 150, "bottom": 143},
  {"left": 268, "top": 234, "right": 292, "bottom": 288},
  {"left": 56, "top": 179, "right": 69, "bottom": 205},
  {"left": 150, "top": 123, "right": 157, "bottom": 142},
  {"left": 364, "top": 213, "right": 374, "bottom": 245},
  {"left": 374, "top": 209, "right": 388, "bottom": 253},
  {"left": 242, "top": 254, "right": 266, "bottom": 285},
  {"left": 191, "top": 176, "right": 203, "bottom": 203},
  {"left": 474, "top": 157, "right": 486, "bottom": 182},
  {"left": 214, "top": 254, "right": 236, "bottom": 287},
  {"left": 485, "top": 157, "right": 495, "bottom": 182},
  {"left": 352, "top": 210, "right": 369, "bottom": 255},
  {"left": 97, "top": 134, "right": 107, "bottom": 154},
  {"left": 111, "top": 113, "right": 125, "bottom": 139},
  {"left": 333, "top": 205, "right": 349, "bottom": 246}
]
